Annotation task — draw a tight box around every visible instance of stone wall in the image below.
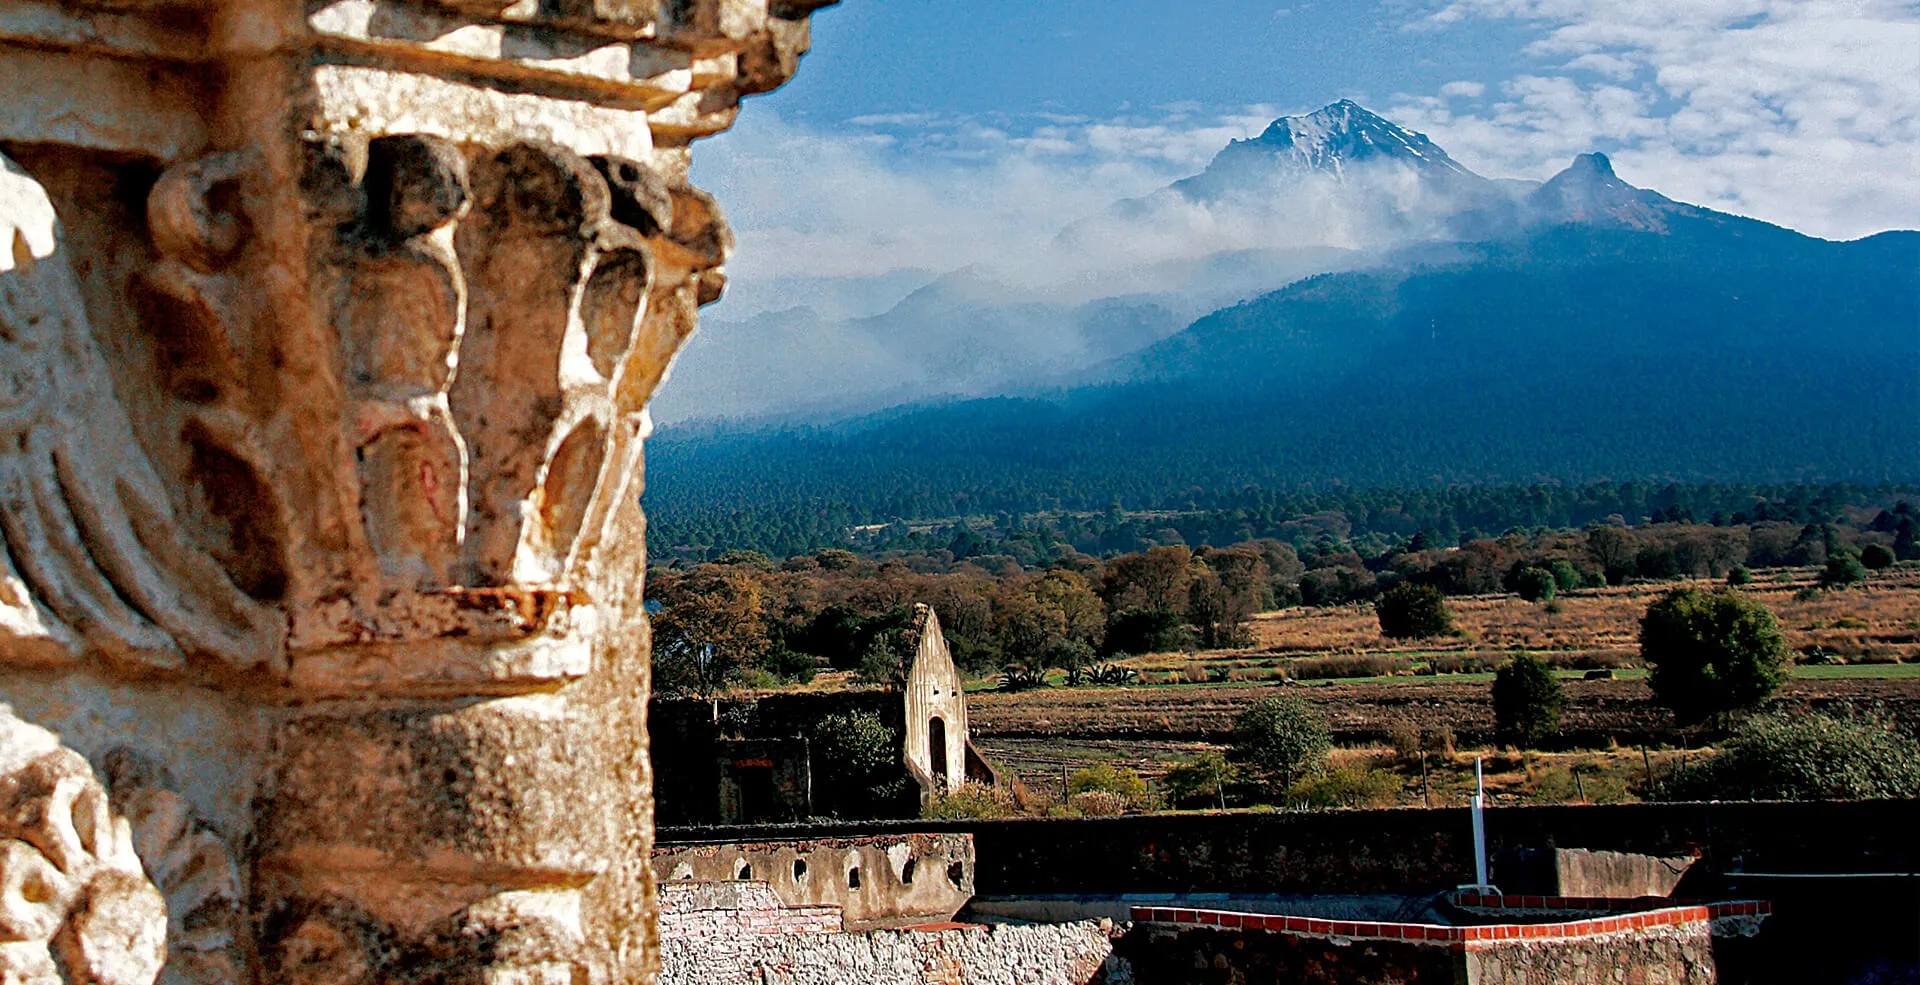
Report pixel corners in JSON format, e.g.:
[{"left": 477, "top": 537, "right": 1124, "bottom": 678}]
[
  {"left": 658, "top": 881, "right": 843, "bottom": 938},
  {"left": 1120, "top": 900, "right": 1758, "bottom": 985},
  {"left": 1460, "top": 923, "right": 1715, "bottom": 985},
  {"left": 654, "top": 832, "right": 976, "bottom": 930},
  {"left": 659, "top": 920, "right": 1116, "bottom": 985}
]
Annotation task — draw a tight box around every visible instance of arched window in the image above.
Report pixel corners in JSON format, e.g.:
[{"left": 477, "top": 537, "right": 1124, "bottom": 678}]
[{"left": 929, "top": 716, "right": 948, "bottom": 785}]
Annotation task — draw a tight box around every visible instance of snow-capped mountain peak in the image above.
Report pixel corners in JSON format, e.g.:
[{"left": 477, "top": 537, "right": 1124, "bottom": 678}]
[
  {"left": 1242, "top": 99, "right": 1474, "bottom": 178},
  {"left": 1168, "top": 100, "right": 1489, "bottom": 208}
]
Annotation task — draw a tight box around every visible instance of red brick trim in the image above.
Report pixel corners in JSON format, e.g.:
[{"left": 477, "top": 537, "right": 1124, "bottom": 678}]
[{"left": 1129, "top": 899, "right": 1768, "bottom": 950}]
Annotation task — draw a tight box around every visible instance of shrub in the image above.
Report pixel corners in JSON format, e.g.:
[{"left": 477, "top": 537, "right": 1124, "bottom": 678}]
[
  {"left": 1069, "top": 763, "right": 1151, "bottom": 810},
  {"left": 1284, "top": 767, "right": 1403, "bottom": 809},
  {"left": 998, "top": 665, "right": 1047, "bottom": 691},
  {"left": 1652, "top": 714, "right": 1920, "bottom": 802},
  {"left": 1289, "top": 655, "right": 1399, "bottom": 681},
  {"left": 923, "top": 781, "right": 1018, "bottom": 819},
  {"left": 1375, "top": 583, "right": 1456, "bottom": 640},
  {"left": 1492, "top": 655, "right": 1564, "bottom": 747},
  {"left": 1726, "top": 565, "right": 1754, "bottom": 587},
  {"left": 1066, "top": 791, "right": 1132, "bottom": 816},
  {"left": 1640, "top": 587, "right": 1789, "bottom": 726},
  {"left": 1513, "top": 567, "right": 1558, "bottom": 603},
  {"left": 1820, "top": 552, "right": 1868, "bottom": 588},
  {"left": 1230, "top": 693, "right": 1332, "bottom": 792},
  {"left": 1536, "top": 651, "right": 1635, "bottom": 672},
  {"left": 1429, "top": 654, "right": 1495, "bottom": 675},
  {"left": 1387, "top": 721, "right": 1423, "bottom": 761},
  {"left": 1861, "top": 543, "right": 1895, "bottom": 571},
  {"left": 1162, "top": 750, "right": 1236, "bottom": 808}
]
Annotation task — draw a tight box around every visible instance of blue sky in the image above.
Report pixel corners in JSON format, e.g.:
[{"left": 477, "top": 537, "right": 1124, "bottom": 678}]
[{"left": 693, "top": 0, "right": 1920, "bottom": 316}]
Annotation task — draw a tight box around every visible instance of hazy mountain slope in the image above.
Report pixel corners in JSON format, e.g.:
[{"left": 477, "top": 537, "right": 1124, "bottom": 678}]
[
  {"left": 654, "top": 101, "right": 1498, "bottom": 425},
  {"left": 645, "top": 219, "right": 1920, "bottom": 546}
]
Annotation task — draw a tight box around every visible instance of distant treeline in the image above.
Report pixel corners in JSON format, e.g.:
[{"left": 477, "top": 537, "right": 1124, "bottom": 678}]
[
  {"left": 643, "top": 486, "right": 1920, "bottom": 693},
  {"left": 649, "top": 480, "right": 1920, "bottom": 569}
]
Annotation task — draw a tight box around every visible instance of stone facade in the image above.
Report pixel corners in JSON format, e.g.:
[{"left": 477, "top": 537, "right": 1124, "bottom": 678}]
[
  {"left": 654, "top": 832, "right": 977, "bottom": 931},
  {"left": 902, "top": 605, "right": 970, "bottom": 801},
  {"left": 0, "top": 0, "right": 835, "bottom": 981}
]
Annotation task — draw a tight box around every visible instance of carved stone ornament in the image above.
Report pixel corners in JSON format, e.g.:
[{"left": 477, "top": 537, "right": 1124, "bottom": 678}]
[
  {"left": 0, "top": 0, "right": 837, "bottom": 980},
  {"left": 0, "top": 707, "right": 168, "bottom": 985}
]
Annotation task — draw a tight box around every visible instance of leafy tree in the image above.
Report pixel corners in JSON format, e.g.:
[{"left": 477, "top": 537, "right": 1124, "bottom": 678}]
[
  {"left": 1726, "top": 565, "right": 1753, "bottom": 586},
  {"left": 1299, "top": 565, "right": 1377, "bottom": 606},
  {"left": 1860, "top": 543, "right": 1894, "bottom": 571},
  {"left": 1639, "top": 587, "right": 1788, "bottom": 725},
  {"left": 714, "top": 549, "right": 776, "bottom": 572},
  {"left": 1548, "top": 559, "right": 1584, "bottom": 593},
  {"left": 649, "top": 568, "right": 770, "bottom": 699},
  {"left": 814, "top": 548, "right": 859, "bottom": 571},
  {"left": 1585, "top": 525, "right": 1638, "bottom": 584},
  {"left": 1652, "top": 714, "right": 1920, "bottom": 802},
  {"left": 1896, "top": 517, "right": 1919, "bottom": 561},
  {"left": 1492, "top": 655, "right": 1564, "bottom": 746},
  {"left": 1162, "top": 750, "right": 1236, "bottom": 808},
  {"left": 1100, "top": 545, "right": 1194, "bottom": 612},
  {"left": 1820, "top": 551, "right": 1868, "bottom": 588},
  {"left": 1512, "top": 567, "right": 1557, "bottom": 603},
  {"left": 1375, "top": 583, "right": 1455, "bottom": 640},
  {"left": 1030, "top": 569, "right": 1106, "bottom": 645},
  {"left": 1230, "top": 694, "right": 1331, "bottom": 794},
  {"left": 1102, "top": 608, "right": 1189, "bottom": 656},
  {"left": 812, "top": 711, "right": 911, "bottom": 819}
]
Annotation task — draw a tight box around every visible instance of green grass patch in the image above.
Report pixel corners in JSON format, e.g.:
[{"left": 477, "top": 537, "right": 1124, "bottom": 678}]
[{"left": 1791, "top": 663, "right": 1920, "bottom": 680}]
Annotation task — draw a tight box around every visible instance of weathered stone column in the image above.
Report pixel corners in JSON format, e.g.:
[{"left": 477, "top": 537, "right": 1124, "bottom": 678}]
[{"left": 0, "top": 1, "right": 832, "bottom": 981}]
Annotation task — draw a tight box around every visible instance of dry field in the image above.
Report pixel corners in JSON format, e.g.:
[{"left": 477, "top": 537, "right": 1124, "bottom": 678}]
[
  {"left": 967, "top": 567, "right": 1920, "bottom": 805},
  {"left": 1109, "top": 566, "right": 1920, "bottom": 684}
]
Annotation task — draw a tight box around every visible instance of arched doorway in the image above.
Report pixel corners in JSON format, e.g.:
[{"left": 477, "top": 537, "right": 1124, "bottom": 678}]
[{"left": 929, "top": 716, "right": 948, "bottom": 787}]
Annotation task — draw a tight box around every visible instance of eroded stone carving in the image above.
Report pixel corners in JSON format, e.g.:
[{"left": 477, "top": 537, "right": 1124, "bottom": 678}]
[
  {"left": 0, "top": 708, "right": 168, "bottom": 985},
  {"left": 0, "top": 153, "right": 283, "bottom": 676},
  {"left": 0, "top": 0, "right": 836, "bottom": 980},
  {"left": 100, "top": 751, "right": 243, "bottom": 985}
]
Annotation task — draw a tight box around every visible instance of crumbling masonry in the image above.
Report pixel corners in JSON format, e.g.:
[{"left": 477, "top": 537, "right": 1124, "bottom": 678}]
[{"left": 0, "top": 0, "right": 835, "bottom": 981}]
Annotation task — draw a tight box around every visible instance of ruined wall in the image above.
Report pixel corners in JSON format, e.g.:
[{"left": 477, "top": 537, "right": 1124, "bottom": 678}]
[
  {"left": 0, "top": 0, "right": 836, "bottom": 981},
  {"left": 654, "top": 832, "right": 976, "bottom": 930},
  {"left": 658, "top": 881, "right": 844, "bottom": 939},
  {"left": 1117, "top": 918, "right": 1722, "bottom": 985},
  {"left": 659, "top": 920, "right": 1116, "bottom": 985}
]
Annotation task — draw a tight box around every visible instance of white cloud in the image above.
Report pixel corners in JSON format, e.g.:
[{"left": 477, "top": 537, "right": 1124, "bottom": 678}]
[
  {"left": 1395, "top": 0, "right": 1920, "bottom": 238},
  {"left": 692, "top": 105, "right": 1297, "bottom": 313}
]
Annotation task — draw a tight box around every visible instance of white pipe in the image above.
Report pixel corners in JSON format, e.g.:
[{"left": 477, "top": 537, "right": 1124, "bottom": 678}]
[{"left": 1472, "top": 756, "right": 1489, "bottom": 889}]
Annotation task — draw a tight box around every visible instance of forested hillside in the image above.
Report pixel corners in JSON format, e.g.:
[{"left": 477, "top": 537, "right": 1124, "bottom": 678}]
[{"left": 646, "top": 221, "right": 1920, "bottom": 558}]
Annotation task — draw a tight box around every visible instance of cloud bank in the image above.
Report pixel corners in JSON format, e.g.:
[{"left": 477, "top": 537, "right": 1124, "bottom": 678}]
[
  {"left": 1394, "top": 0, "right": 1920, "bottom": 239},
  {"left": 694, "top": 0, "right": 1918, "bottom": 322}
]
